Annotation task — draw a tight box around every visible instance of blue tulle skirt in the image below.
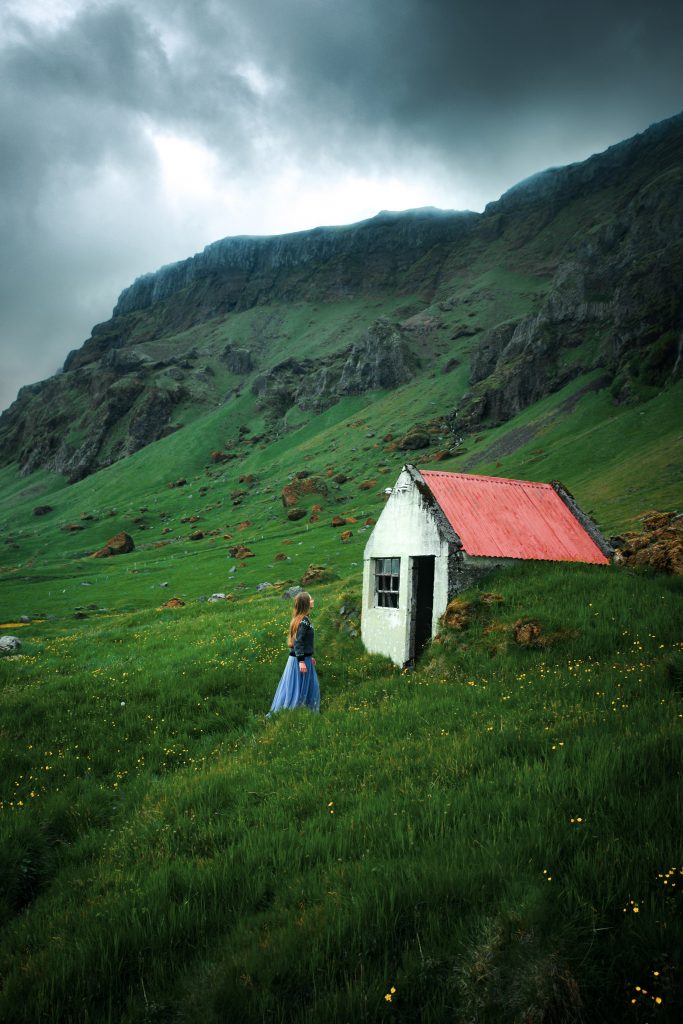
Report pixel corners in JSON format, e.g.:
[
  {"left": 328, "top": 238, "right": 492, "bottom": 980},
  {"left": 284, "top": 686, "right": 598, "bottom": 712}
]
[{"left": 267, "top": 655, "right": 320, "bottom": 715}]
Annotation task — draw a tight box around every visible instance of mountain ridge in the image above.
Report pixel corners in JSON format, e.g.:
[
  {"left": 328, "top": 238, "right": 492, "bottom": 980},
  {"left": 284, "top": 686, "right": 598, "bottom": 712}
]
[{"left": 1, "top": 111, "right": 682, "bottom": 484}]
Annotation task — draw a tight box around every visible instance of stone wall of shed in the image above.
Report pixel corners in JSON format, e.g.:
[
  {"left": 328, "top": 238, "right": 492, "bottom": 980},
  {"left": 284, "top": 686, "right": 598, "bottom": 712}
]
[{"left": 447, "top": 551, "right": 519, "bottom": 599}]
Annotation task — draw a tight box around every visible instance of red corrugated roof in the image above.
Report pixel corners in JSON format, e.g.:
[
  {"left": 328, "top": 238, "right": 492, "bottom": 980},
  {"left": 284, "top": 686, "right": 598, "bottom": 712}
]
[{"left": 420, "top": 470, "right": 609, "bottom": 564}]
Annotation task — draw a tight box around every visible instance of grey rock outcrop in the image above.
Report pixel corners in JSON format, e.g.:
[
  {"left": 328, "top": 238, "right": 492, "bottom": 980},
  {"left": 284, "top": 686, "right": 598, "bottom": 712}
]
[
  {"left": 337, "top": 319, "right": 416, "bottom": 394},
  {"left": 221, "top": 346, "right": 254, "bottom": 374}
]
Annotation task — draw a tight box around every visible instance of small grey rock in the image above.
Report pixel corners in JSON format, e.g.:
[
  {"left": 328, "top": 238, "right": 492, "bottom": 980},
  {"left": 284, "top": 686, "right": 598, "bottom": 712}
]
[
  {"left": 197, "top": 595, "right": 208, "bottom": 603},
  {"left": 159, "top": 581, "right": 169, "bottom": 588},
  {"left": 208, "top": 593, "right": 227, "bottom": 602},
  {"left": 256, "top": 582, "right": 273, "bottom": 592},
  {"left": 20, "top": 615, "right": 30, "bottom": 623},
  {"left": 0, "top": 636, "right": 22, "bottom": 653},
  {"left": 282, "top": 586, "right": 304, "bottom": 600}
]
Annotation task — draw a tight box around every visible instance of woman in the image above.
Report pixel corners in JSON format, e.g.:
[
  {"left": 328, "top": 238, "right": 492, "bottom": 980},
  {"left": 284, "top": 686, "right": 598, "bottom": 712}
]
[{"left": 267, "top": 591, "right": 320, "bottom": 715}]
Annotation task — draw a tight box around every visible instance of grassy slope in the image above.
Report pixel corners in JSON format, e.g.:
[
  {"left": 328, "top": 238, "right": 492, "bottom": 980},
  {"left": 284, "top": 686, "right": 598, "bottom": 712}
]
[{"left": 0, "top": 560, "right": 681, "bottom": 1023}]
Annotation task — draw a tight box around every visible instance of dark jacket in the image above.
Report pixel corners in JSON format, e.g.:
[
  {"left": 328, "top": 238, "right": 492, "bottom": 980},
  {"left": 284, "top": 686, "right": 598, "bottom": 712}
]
[{"left": 290, "top": 616, "right": 315, "bottom": 658}]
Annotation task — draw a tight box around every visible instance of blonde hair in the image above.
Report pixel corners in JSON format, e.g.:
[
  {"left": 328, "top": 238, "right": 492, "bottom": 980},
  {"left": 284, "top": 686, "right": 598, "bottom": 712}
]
[{"left": 288, "top": 591, "right": 312, "bottom": 646}]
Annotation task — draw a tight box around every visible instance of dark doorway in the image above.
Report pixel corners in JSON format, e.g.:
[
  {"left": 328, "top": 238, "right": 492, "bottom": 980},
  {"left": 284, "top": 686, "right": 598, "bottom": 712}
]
[{"left": 411, "top": 556, "right": 435, "bottom": 661}]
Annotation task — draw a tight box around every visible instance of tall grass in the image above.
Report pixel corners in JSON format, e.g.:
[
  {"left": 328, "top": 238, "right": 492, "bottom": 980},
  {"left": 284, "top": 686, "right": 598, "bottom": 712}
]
[{"left": 1, "top": 562, "right": 681, "bottom": 1022}]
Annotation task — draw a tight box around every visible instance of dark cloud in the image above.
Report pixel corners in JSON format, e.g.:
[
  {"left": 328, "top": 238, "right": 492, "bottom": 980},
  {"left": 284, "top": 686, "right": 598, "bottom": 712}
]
[{"left": 1, "top": 0, "right": 682, "bottom": 413}]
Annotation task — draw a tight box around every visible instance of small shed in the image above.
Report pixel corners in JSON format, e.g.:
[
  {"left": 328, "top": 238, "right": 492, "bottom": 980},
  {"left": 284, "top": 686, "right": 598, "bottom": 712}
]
[{"left": 361, "top": 464, "right": 612, "bottom": 667}]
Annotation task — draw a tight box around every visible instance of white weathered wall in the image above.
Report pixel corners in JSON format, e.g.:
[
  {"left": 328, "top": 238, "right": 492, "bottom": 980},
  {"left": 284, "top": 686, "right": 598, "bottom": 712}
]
[{"left": 361, "top": 467, "right": 451, "bottom": 666}]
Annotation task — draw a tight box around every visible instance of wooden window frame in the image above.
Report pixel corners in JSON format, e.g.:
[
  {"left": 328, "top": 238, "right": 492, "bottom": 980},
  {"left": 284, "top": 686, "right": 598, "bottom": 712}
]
[{"left": 374, "top": 557, "right": 400, "bottom": 608}]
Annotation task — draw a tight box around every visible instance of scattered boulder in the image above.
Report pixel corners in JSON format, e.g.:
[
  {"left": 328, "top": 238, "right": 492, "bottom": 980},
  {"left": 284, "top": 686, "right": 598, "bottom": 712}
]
[
  {"left": 301, "top": 564, "right": 337, "bottom": 585},
  {"left": 80, "top": 513, "right": 96, "bottom": 521},
  {"left": 288, "top": 508, "right": 307, "bottom": 521},
  {"left": 0, "top": 636, "right": 21, "bottom": 654},
  {"left": 90, "top": 531, "right": 135, "bottom": 558},
  {"left": 160, "top": 598, "right": 185, "bottom": 609},
  {"left": 340, "top": 530, "right": 353, "bottom": 542},
  {"left": 358, "top": 480, "right": 377, "bottom": 491},
  {"left": 365, "top": 517, "right": 376, "bottom": 526},
  {"left": 281, "top": 475, "right": 329, "bottom": 507},
  {"left": 333, "top": 473, "right": 349, "bottom": 484},
  {"left": 189, "top": 531, "right": 205, "bottom": 541},
  {"left": 33, "top": 505, "right": 53, "bottom": 516},
  {"left": 208, "top": 593, "right": 227, "bottom": 602},
  {"left": 331, "top": 515, "right": 347, "bottom": 527},
  {"left": 181, "top": 515, "right": 202, "bottom": 523},
  {"left": 239, "top": 474, "right": 257, "bottom": 485},
  {"left": 168, "top": 478, "right": 187, "bottom": 488},
  {"left": 256, "top": 582, "right": 273, "bottom": 592},
  {"left": 282, "top": 585, "right": 304, "bottom": 600},
  {"left": 275, "top": 552, "right": 288, "bottom": 561},
  {"left": 62, "top": 523, "right": 85, "bottom": 532},
  {"left": 397, "top": 430, "right": 431, "bottom": 450},
  {"left": 237, "top": 521, "right": 252, "bottom": 530},
  {"left": 480, "top": 593, "right": 505, "bottom": 605},
  {"left": 229, "top": 544, "right": 254, "bottom": 559}
]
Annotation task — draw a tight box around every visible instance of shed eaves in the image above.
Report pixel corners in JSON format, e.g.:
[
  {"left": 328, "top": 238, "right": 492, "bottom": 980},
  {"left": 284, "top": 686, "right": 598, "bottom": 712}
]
[{"left": 420, "top": 470, "right": 609, "bottom": 564}]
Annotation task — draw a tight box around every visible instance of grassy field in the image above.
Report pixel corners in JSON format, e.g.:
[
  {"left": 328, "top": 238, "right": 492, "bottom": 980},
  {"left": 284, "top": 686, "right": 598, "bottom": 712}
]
[{"left": 0, "top": 559, "right": 681, "bottom": 1022}]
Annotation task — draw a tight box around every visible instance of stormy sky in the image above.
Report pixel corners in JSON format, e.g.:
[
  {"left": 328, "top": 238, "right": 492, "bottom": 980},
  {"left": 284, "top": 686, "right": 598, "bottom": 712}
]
[{"left": 1, "top": 0, "right": 682, "bottom": 414}]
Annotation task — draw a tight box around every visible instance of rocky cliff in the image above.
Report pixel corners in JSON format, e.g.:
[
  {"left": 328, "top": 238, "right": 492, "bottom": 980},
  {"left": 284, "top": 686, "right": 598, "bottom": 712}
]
[{"left": 1, "top": 113, "right": 682, "bottom": 482}]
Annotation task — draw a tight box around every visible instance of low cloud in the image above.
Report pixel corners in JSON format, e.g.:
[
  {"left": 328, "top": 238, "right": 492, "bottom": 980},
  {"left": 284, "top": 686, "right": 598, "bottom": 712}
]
[{"left": 1, "top": 0, "right": 682, "bottom": 412}]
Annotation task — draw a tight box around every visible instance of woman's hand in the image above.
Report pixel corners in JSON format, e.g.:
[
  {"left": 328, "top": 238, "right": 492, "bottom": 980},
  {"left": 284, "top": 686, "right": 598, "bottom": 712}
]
[{"left": 299, "top": 660, "right": 307, "bottom": 673}]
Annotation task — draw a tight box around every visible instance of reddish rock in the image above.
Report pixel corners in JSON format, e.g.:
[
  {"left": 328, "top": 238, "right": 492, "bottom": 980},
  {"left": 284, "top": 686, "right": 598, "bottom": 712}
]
[
  {"left": 309, "top": 514, "right": 320, "bottom": 523},
  {"left": 275, "top": 552, "right": 288, "bottom": 561},
  {"left": 365, "top": 517, "right": 376, "bottom": 526},
  {"left": 281, "top": 476, "right": 328, "bottom": 507},
  {"left": 189, "top": 531, "right": 205, "bottom": 541},
  {"left": 301, "top": 564, "right": 336, "bottom": 585},
  {"left": 181, "top": 515, "right": 202, "bottom": 524},
  {"left": 237, "top": 521, "right": 252, "bottom": 530},
  {"left": 229, "top": 544, "right": 255, "bottom": 559},
  {"left": 340, "top": 530, "right": 353, "bottom": 541},
  {"left": 331, "top": 515, "right": 346, "bottom": 527},
  {"left": 90, "top": 531, "right": 135, "bottom": 558},
  {"left": 62, "top": 523, "right": 85, "bottom": 532},
  {"left": 160, "top": 597, "right": 185, "bottom": 609},
  {"left": 358, "top": 479, "right": 377, "bottom": 491}
]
